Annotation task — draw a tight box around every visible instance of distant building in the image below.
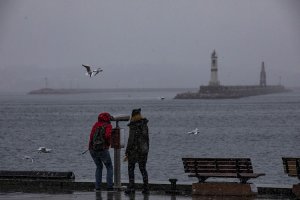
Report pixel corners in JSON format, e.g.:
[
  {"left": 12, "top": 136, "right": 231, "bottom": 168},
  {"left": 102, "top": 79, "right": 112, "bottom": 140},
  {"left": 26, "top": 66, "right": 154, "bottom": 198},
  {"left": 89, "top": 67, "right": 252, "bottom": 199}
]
[
  {"left": 260, "top": 62, "right": 267, "bottom": 87},
  {"left": 209, "top": 50, "right": 220, "bottom": 86},
  {"left": 174, "top": 50, "right": 290, "bottom": 99}
]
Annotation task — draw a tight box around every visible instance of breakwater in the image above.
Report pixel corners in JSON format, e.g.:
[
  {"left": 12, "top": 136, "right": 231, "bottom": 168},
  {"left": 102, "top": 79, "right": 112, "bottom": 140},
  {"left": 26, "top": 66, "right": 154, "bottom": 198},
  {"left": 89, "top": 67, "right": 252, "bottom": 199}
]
[{"left": 174, "top": 85, "right": 290, "bottom": 99}]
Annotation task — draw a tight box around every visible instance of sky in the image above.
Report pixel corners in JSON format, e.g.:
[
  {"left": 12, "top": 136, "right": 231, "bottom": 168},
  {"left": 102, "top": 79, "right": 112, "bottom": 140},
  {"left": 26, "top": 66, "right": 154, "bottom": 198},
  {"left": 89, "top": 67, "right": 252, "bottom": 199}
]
[{"left": 0, "top": 0, "right": 299, "bottom": 93}]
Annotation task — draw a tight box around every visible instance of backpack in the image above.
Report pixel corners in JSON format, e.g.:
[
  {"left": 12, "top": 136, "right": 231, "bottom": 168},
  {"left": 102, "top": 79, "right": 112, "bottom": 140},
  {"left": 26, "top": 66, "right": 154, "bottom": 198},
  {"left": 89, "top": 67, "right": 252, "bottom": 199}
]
[{"left": 92, "top": 125, "right": 107, "bottom": 151}]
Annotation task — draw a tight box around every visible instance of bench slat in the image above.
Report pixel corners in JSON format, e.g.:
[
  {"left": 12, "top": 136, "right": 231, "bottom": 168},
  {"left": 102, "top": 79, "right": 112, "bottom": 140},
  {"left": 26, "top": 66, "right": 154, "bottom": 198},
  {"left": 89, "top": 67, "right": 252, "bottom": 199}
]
[
  {"left": 183, "top": 163, "right": 253, "bottom": 168},
  {"left": 184, "top": 164, "right": 253, "bottom": 169},
  {"left": 188, "top": 173, "right": 265, "bottom": 179},
  {"left": 287, "top": 171, "right": 298, "bottom": 176},
  {"left": 239, "top": 173, "right": 266, "bottom": 178},
  {"left": 183, "top": 162, "right": 253, "bottom": 169},
  {"left": 189, "top": 173, "right": 238, "bottom": 178},
  {"left": 184, "top": 169, "right": 254, "bottom": 174},
  {"left": 183, "top": 161, "right": 252, "bottom": 165},
  {"left": 183, "top": 158, "right": 251, "bottom": 161},
  {"left": 283, "top": 166, "right": 297, "bottom": 171}
]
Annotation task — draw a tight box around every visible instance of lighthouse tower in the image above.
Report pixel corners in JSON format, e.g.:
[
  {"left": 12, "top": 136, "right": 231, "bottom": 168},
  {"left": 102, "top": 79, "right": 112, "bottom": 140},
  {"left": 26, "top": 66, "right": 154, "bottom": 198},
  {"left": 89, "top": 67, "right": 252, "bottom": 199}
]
[
  {"left": 209, "top": 50, "right": 220, "bottom": 86},
  {"left": 260, "top": 62, "right": 266, "bottom": 87}
]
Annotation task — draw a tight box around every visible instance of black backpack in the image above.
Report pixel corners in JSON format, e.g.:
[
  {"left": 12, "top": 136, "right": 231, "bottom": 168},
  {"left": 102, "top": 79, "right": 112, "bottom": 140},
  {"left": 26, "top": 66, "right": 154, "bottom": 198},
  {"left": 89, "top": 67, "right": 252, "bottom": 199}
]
[{"left": 92, "top": 125, "right": 107, "bottom": 151}]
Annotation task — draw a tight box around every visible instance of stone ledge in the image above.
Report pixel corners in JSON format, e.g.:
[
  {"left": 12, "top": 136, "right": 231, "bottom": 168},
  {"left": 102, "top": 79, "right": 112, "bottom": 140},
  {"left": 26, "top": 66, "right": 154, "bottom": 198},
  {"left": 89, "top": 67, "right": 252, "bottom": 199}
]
[
  {"left": 257, "top": 184, "right": 294, "bottom": 197},
  {"left": 292, "top": 184, "right": 300, "bottom": 198},
  {"left": 192, "top": 182, "right": 255, "bottom": 196},
  {"left": 0, "top": 179, "right": 295, "bottom": 198}
]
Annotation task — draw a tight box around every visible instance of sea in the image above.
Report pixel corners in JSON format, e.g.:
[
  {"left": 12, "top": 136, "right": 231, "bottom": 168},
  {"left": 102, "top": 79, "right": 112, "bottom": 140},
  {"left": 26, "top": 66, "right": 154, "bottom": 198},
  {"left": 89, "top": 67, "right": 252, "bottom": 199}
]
[{"left": 0, "top": 88, "right": 299, "bottom": 186}]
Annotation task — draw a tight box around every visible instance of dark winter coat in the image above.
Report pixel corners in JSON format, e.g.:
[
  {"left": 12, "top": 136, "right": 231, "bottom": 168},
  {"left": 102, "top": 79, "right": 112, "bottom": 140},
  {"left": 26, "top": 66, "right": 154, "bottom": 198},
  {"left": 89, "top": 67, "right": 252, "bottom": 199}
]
[{"left": 125, "top": 118, "right": 149, "bottom": 158}]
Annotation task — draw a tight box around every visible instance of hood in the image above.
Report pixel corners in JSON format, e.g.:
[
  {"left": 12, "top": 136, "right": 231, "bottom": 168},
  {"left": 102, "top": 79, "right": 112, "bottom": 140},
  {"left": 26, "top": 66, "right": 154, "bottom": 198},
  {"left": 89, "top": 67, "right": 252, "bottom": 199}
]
[{"left": 98, "top": 112, "right": 111, "bottom": 123}]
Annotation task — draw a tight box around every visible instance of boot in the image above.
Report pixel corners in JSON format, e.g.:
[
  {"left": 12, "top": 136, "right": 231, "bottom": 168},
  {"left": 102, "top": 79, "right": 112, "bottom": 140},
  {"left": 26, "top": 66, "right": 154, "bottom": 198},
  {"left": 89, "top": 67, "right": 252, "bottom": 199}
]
[
  {"left": 142, "top": 183, "right": 149, "bottom": 194},
  {"left": 124, "top": 181, "right": 135, "bottom": 195},
  {"left": 124, "top": 187, "right": 135, "bottom": 195}
]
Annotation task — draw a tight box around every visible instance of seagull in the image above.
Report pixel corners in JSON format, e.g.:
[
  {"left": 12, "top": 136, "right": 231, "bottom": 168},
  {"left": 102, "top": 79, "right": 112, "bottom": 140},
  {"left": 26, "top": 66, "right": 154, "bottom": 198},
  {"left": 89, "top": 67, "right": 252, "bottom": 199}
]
[
  {"left": 187, "top": 128, "right": 200, "bottom": 135},
  {"left": 23, "top": 155, "right": 34, "bottom": 162},
  {"left": 37, "top": 147, "right": 52, "bottom": 153},
  {"left": 82, "top": 64, "right": 103, "bottom": 77}
]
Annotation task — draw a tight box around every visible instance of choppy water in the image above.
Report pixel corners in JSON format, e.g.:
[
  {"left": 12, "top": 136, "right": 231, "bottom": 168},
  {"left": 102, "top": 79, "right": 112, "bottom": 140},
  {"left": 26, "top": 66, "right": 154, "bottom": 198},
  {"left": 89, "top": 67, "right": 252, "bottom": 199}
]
[{"left": 0, "top": 88, "right": 299, "bottom": 185}]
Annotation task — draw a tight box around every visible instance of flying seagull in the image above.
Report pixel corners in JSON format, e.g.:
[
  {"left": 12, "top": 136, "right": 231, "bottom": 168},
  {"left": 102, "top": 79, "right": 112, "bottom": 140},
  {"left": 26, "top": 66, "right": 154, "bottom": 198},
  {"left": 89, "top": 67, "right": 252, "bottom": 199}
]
[
  {"left": 82, "top": 64, "right": 103, "bottom": 77},
  {"left": 187, "top": 128, "right": 200, "bottom": 135}
]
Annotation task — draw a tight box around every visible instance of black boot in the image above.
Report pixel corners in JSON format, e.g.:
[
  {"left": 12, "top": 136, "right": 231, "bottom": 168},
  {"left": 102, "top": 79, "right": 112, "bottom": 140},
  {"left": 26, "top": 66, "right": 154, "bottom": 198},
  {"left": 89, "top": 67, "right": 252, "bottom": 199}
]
[
  {"left": 125, "top": 181, "right": 135, "bottom": 195},
  {"left": 142, "top": 183, "right": 149, "bottom": 194},
  {"left": 124, "top": 187, "right": 135, "bottom": 195}
]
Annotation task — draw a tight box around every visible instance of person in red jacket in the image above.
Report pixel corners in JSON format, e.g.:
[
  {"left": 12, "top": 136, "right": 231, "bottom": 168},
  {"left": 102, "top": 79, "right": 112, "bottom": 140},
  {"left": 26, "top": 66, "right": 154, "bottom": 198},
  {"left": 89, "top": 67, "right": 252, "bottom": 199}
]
[{"left": 89, "top": 112, "right": 114, "bottom": 191}]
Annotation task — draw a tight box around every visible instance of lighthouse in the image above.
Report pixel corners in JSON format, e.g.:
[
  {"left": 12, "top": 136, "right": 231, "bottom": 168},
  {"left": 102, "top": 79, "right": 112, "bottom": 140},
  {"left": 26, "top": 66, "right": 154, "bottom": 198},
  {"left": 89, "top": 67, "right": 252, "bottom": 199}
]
[
  {"left": 209, "top": 50, "right": 220, "bottom": 86},
  {"left": 260, "top": 62, "right": 266, "bottom": 87}
]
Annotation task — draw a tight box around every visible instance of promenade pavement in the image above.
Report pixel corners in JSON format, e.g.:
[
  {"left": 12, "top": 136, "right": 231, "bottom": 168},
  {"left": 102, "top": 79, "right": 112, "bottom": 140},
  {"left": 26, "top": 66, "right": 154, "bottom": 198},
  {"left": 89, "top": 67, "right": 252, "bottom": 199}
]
[
  {"left": 0, "top": 191, "right": 189, "bottom": 200},
  {"left": 0, "top": 191, "right": 293, "bottom": 200}
]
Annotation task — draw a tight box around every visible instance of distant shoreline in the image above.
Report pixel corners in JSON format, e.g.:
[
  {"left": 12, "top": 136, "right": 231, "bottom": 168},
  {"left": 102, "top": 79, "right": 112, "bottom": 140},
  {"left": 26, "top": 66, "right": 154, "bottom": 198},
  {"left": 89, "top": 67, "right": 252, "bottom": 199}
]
[{"left": 27, "top": 87, "right": 192, "bottom": 95}]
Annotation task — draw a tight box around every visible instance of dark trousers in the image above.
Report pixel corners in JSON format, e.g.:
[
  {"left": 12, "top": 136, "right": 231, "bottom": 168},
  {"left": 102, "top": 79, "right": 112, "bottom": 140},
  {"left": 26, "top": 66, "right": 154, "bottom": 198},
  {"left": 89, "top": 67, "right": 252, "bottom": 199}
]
[{"left": 128, "top": 154, "right": 148, "bottom": 189}]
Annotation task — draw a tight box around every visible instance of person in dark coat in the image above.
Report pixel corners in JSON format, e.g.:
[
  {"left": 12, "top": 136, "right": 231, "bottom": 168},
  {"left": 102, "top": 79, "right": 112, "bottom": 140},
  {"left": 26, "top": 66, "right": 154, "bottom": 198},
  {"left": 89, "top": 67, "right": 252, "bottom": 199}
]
[{"left": 124, "top": 108, "right": 149, "bottom": 194}]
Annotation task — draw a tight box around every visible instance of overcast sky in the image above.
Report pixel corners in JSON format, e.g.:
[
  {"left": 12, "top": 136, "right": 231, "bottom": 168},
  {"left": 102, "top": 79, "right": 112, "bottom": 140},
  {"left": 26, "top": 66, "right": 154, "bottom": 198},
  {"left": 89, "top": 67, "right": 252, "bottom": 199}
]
[{"left": 0, "top": 0, "right": 299, "bottom": 93}]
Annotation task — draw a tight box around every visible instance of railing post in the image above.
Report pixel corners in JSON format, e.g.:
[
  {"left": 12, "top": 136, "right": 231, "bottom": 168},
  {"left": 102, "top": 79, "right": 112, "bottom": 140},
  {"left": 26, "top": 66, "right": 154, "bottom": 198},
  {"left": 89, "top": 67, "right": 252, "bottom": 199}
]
[
  {"left": 112, "top": 125, "right": 121, "bottom": 190},
  {"left": 111, "top": 115, "right": 130, "bottom": 190}
]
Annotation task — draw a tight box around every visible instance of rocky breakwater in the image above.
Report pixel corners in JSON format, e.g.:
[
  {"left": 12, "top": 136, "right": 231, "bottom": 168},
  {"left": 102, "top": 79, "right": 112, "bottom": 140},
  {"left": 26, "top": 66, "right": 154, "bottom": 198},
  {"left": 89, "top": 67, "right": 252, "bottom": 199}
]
[{"left": 174, "top": 85, "right": 290, "bottom": 99}]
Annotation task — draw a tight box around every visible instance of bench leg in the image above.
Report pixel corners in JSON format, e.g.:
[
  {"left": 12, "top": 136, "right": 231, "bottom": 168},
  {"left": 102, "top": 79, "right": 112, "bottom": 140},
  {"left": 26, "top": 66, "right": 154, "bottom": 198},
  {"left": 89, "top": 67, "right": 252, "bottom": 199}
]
[
  {"left": 239, "top": 177, "right": 249, "bottom": 184},
  {"left": 197, "top": 177, "right": 208, "bottom": 183}
]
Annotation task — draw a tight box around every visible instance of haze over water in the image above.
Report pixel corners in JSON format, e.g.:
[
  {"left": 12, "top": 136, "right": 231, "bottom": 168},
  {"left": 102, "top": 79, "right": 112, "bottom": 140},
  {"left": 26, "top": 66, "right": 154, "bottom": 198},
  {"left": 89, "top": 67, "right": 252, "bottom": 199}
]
[
  {"left": 1, "top": 1, "right": 300, "bottom": 93},
  {"left": 0, "top": 88, "right": 299, "bottom": 185}
]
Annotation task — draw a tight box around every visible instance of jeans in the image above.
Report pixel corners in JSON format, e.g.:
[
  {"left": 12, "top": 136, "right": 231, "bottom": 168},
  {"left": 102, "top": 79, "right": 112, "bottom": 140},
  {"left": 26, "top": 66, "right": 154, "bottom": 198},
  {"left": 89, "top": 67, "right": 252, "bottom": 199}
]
[{"left": 90, "top": 149, "right": 113, "bottom": 189}]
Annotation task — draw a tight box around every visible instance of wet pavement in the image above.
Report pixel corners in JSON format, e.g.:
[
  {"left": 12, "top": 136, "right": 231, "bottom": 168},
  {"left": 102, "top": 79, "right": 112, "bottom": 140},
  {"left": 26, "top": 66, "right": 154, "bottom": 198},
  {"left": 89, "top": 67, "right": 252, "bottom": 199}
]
[
  {"left": 0, "top": 191, "right": 294, "bottom": 200},
  {"left": 0, "top": 191, "right": 189, "bottom": 200}
]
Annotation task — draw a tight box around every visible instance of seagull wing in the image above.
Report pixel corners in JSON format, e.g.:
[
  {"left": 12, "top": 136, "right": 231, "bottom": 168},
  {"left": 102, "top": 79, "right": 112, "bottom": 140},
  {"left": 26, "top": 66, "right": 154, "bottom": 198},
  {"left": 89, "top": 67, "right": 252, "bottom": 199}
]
[
  {"left": 92, "top": 68, "right": 103, "bottom": 76},
  {"left": 194, "top": 128, "right": 200, "bottom": 134},
  {"left": 94, "top": 72, "right": 99, "bottom": 76},
  {"left": 82, "top": 64, "right": 91, "bottom": 73},
  {"left": 93, "top": 71, "right": 99, "bottom": 76}
]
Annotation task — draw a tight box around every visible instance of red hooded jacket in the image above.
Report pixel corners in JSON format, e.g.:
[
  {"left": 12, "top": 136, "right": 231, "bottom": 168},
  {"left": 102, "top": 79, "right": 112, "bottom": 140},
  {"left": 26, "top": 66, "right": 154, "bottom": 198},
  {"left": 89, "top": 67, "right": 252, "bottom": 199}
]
[{"left": 89, "top": 112, "right": 112, "bottom": 150}]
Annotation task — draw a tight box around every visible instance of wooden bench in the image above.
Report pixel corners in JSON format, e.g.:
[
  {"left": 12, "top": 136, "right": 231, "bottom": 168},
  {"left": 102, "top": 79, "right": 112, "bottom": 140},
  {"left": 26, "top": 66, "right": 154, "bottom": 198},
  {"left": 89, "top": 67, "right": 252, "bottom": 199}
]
[
  {"left": 182, "top": 158, "right": 265, "bottom": 184},
  {"left": 282, "top": 157, "right": 300, "bottom": 198},
  {"left": 282, "top": 157, "right": 300, "bottom": 180}
]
